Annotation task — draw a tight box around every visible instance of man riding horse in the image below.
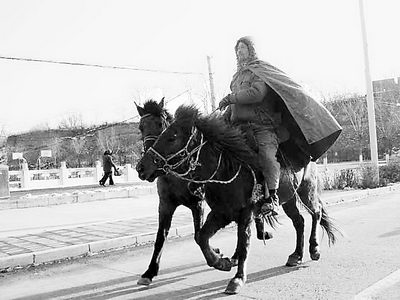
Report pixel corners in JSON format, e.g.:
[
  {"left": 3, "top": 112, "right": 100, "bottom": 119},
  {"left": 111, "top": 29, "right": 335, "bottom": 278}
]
[{"left": 218, "top": 36, "right": 342, "bottom": 231}]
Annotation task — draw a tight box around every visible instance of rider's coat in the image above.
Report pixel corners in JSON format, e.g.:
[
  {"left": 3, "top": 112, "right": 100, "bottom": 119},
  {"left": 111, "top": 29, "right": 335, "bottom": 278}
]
[{"left": 228, "top": 59, "right": 342, "bottom": 161}]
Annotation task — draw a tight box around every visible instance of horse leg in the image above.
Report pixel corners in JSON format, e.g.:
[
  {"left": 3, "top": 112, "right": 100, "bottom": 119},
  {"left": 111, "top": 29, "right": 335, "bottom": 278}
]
[
  {"left": 282, "top": 198, "right": 305, "bottom": 267},
  {"left": 230, "top": 215, "right": 273, "bottom": 268},
  {"left": 198, "top": 210, "right": 231, "bottom": 272},
  {"left": 189, "top": 200, "right": 222, "bottom": 256},
  {"left": 225, "top": 209, "right": 252, "bottom": 295},
  {"left": 190, "top": 200, "right": 205, "bottom": 245},
  {"left": 297, "top": 184, "right": 322, "bottom": 261},
  {"left": 137, "top": 203, "right": 177, "bottom": 285},
  {"left": 309, "top": 205, "right": 321, "bottom": 261}
]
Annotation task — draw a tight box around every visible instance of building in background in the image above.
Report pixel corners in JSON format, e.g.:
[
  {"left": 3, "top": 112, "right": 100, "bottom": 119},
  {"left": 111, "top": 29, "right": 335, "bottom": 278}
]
[{"left": 373, "top": 77, "right": 400, "bottom": 102}]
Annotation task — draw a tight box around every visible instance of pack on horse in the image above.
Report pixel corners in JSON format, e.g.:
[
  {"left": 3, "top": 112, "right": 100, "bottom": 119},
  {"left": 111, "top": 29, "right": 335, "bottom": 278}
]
[
  {"left": 136, "top": 105, "right": 341, "bottom": 294},
  {"left": 134, "top": 98, "right": 269, "bottom": 286}
]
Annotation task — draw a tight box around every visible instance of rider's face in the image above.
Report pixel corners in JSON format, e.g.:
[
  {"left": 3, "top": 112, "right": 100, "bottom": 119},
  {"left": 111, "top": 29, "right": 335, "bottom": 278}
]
[{"left": 236, "top": 42, "right": 250, "bottom": 61}]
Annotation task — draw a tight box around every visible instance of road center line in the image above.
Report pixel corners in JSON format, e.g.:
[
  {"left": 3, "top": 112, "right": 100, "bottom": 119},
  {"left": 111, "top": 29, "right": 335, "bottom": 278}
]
[{"left": 354, "top": 269, "right": 400, "bottom": 299}]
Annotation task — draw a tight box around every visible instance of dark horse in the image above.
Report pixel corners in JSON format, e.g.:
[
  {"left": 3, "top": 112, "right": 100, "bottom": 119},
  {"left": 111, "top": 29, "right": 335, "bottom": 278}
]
[
  {"left": 134, "top": 98, "right": 271, "bottom": 285},
  {"left": 134, "top": 98, "right": 206, "bottom": 285},
  {"left": 136, "top": 104, "right": 339, "bottom": 294}
]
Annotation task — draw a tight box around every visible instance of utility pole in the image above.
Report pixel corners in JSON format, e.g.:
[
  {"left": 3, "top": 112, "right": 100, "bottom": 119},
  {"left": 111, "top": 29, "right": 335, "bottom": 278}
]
[
  {"left": 359, "top": 0, "right": 379, "bottom": 184},
  {"left": 206, "top": 56, "right": 216, "bottom": 111}
]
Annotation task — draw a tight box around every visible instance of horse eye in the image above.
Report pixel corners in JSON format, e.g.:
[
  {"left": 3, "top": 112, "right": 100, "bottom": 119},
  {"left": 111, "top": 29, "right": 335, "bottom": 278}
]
[{"left": 153, "top": 157, "right": 161, "bottom": 164}]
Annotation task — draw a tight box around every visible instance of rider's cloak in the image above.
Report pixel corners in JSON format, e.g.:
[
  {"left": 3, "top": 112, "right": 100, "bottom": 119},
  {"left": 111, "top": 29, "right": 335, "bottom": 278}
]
[{"left": 246, "top": 60, "right": 342, "bottom": 161}]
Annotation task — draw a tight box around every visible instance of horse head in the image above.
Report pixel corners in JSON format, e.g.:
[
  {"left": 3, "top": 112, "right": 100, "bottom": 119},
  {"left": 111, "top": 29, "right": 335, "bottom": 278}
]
[
  {"left": 136, "top": 105, "right": 203, "bottom": 182},
  {"left": 135, "top": 97, "right": 172, "bottom": 152}
]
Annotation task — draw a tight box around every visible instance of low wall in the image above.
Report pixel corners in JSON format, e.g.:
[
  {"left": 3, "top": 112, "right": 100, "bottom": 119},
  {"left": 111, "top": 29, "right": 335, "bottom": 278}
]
[
  {"left": 7, "top": 159, "right": 389, "bottom": 193},
  {"left": 0, "top": 184, "right": 157, "bottom": 210},
  {"left": 8, "top": 161, "right": 140, "bottom": 192}
]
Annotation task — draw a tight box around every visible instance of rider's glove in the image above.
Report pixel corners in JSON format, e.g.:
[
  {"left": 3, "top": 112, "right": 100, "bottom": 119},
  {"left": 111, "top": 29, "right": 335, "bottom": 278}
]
[{"left": 218, "top": 94, "right": 234, "bottom": 110}]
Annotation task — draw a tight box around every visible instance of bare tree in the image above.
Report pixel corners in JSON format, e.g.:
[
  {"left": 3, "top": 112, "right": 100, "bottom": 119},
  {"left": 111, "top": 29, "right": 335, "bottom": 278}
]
[
  {"left": 375, "top": 95, "right": 400, "bottom": 155},
  {"left": 49, "top": 137, "right": 62, "bottom": 166},
  {"left": 97, "top": 127, "right": 120, "bottom": 155},
  {"left": 325, "top": 94, "right": 369, "bottom": 158},
  {"left": 59, "top": 113, "right": 85, "bottom": 130},
  {"left": 71, "top": 137, "right": 86, "bottom": 167},
  {"left": 340, "top": 95, "right": 368, "bottom": 157}
]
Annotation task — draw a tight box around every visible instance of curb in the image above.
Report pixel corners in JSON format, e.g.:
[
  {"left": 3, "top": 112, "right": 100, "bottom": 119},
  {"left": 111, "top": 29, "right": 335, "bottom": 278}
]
[
  {"left": 322, "top": 183, "right": 400, "bottom": 206},
  {"left": 1, "top": 184, "right": 399, "bottom": 272}
]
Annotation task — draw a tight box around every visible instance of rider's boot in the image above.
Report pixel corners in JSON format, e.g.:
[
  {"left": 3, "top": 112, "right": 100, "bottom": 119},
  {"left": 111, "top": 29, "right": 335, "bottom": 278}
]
[
  {"left": 254, "top": 216, "right": 273, "bottom": 240},
  {"left": 260, "top": 189, "right": 280, "bottom": 217}
]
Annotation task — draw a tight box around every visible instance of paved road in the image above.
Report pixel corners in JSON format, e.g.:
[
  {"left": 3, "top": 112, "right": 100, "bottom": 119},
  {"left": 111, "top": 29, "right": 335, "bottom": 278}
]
[{"left": 1, "top": 189, "right": 399, "bottom": 299}]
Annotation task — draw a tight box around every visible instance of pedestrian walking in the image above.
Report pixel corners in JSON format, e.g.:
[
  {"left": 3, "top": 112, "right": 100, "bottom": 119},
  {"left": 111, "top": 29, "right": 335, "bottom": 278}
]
[{"left": 99, "top": 150, "right": 117, "bottom": 186}]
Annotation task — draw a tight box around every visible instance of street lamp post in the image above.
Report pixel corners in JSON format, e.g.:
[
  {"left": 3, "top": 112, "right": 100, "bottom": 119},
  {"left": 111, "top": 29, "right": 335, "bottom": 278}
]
[{"left": 359, "top": 0, "right": 379, "bottom": 184}]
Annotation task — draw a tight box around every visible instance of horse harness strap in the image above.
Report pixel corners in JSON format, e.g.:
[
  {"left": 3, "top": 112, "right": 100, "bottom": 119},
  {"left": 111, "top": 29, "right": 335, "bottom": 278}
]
[
  {"left": 169, "top": 155, "right": 242, "bottom": 185},
  {"left": 147, "top": 126, "right": 207, "bottom": 174},
  {"left": 148, "top": 125, "right": 243, "bottom": 185},
  {"left": 140, "top": 112, "right": 170, "bottom": 152}
]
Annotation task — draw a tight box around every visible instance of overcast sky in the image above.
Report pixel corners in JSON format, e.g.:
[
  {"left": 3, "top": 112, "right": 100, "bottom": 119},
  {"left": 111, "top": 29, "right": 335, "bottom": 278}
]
[{"left": 1, "top": 0, "right": 399, "bottom": 134}]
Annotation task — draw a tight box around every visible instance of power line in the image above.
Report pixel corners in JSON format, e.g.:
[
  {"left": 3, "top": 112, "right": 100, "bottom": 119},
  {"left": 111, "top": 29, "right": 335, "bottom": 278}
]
[
  {"left": 165, "top": 90, "right": 190, "bottom": 104},
  {"left": 0, "top": 55, "right": 204, "bottom": 76}
]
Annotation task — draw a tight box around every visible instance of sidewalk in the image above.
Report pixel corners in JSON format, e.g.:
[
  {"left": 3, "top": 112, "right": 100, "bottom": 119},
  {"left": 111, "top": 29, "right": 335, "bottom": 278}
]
[{"left": 1, "top": 183, "right": 399, "bottom": 272}]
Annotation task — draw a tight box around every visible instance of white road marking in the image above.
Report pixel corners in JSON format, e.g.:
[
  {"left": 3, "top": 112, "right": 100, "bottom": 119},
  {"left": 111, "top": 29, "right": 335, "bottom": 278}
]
[{"left": 354, "top": 269, "right": 400, "bottom": 299}]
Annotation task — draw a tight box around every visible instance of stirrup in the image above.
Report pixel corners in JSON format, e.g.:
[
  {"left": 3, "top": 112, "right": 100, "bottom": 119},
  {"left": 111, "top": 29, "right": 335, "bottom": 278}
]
[
  {"left": 260, "top": 203, "right": 278, "bottom": 216},
  {"left": 260, "top": 195, "right": 280, "bottom": 216}
]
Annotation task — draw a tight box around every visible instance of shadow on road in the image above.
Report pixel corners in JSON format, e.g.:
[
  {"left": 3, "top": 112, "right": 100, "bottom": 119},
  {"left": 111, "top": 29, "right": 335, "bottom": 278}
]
[
  {"left": 378, "top": 227, "right": 400, "bottom": 238},
  {"left": 12, "top": 261, "right": 307, "bottom": 300}
]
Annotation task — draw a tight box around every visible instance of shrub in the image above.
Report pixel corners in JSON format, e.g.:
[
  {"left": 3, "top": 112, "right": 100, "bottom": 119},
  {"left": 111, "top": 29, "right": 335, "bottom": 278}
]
[
  {"left": 334, "top": 169, "right": 359, "bottom": 189},
  {"left": 379, "top": 160, "right": 400, "bottom": 184},
  {"left": 319, "top": 169, "right": 335, "bottom": 190},
  {"left": 360, "top": 165, "right": 380, "bottom": 189},
  {"left": 320, "top": 168, "right": 360, "bottom": 190}
]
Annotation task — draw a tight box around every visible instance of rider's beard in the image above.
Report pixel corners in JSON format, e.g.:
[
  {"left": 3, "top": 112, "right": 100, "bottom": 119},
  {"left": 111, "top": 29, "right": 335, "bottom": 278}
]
[{"left": 237, "top": 55, "right": 251, "bottom": 68}]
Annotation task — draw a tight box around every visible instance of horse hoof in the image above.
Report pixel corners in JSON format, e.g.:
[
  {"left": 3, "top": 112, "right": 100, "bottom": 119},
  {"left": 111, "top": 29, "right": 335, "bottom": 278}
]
[
  {"left": 137, "top": 277, "right": 152, "bottom": 285},
  {"left": 213, "top": 257, "right": 232, "bottom": 272},
  {"left": 224, "top": 277, "right": 244, "bottom": 294},
  {"left": 286, "top": 254, "right": 302, "bottom": 267},
  {"left": 230, "top": 257, "right": 238, "bottom": 267},
  {"left": 310, "top": 251, "right": 320, "bottom": 261}
]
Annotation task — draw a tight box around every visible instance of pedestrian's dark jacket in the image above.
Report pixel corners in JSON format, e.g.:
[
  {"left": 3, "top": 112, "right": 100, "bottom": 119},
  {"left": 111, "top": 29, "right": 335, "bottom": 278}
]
[{"left": 103, "top": 154, "right": 116, "bottom": 172}]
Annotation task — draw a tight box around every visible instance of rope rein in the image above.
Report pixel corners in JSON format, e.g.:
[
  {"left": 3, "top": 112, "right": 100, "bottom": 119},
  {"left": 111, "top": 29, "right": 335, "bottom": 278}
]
[{"left": 139, "top": 111, "right": 248, "bottom": 186}]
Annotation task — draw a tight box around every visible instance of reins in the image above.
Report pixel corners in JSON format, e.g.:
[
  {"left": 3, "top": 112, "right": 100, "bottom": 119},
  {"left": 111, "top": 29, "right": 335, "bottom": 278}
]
[
  {"left": 147, "top": 125, "right": 243, "bottom": 185},
  {"left": 147, "top": 126, "right": 207, "bottom": 174}
]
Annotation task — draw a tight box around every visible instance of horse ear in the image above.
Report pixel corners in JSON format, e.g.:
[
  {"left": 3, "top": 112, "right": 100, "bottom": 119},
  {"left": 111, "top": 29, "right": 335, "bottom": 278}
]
[
  {"left": 134, "top": 101, "right": 145, "bottom": 117},
  {"left": 159, "top": 97, "right": 165, "bottom": 109}
]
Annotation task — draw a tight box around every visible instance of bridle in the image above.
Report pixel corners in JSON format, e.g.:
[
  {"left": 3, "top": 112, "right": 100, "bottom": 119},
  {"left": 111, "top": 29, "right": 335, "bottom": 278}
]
[
  {"left": 138, "top": 110, "right": 259, "bottom": 202},
  {"left": 140, "top": 112, "right": 170, "bottom": 152},
  {"left": 146, "top": 126, "right": 207, "bottom": 174},
  {"left": 146, "top": 125, "right": 242, "bottom": 185}
]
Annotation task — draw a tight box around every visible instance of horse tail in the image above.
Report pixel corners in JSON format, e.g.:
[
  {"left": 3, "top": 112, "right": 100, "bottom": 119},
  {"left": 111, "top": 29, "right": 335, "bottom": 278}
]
[{"left": 320, "top": 205, "right": 342, "bottom": 246}]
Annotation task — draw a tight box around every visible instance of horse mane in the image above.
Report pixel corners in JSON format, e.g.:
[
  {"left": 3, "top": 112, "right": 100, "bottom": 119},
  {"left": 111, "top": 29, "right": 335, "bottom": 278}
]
[
  {"left": 142, "top": 99, "right": 173, "bottom": 122},
  {"left": 174, "top": 105, "right": 259, "bottom": 168}
]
